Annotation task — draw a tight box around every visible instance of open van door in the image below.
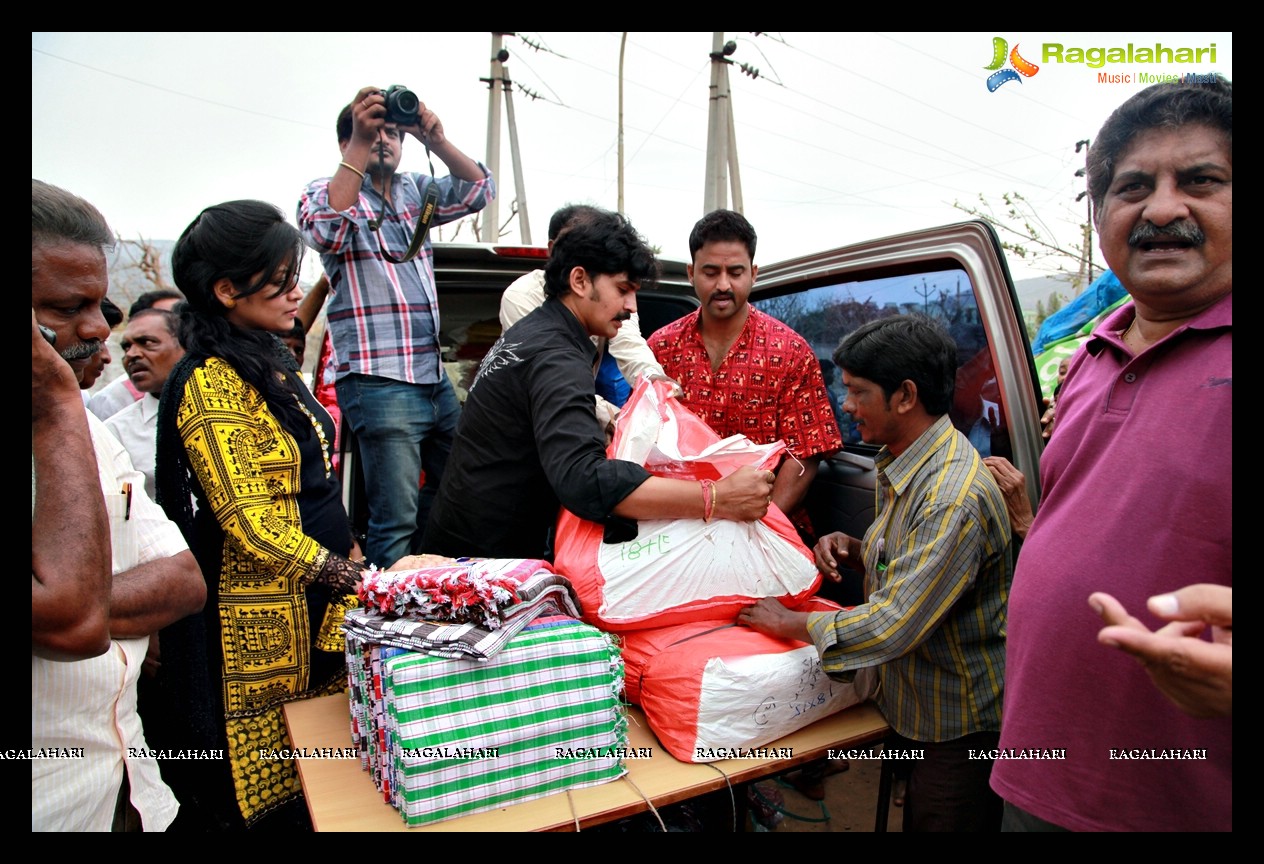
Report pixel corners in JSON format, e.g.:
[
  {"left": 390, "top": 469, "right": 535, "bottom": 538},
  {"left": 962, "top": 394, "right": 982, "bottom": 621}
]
[{"left": 751, "top": 221, "right": 1043, "bottom": 581}]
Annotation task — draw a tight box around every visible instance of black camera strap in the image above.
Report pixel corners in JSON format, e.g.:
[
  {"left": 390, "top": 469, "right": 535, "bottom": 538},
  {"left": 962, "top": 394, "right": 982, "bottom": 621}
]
[{"left": 366, "top": 137, "right": 441, "bottom": 264}]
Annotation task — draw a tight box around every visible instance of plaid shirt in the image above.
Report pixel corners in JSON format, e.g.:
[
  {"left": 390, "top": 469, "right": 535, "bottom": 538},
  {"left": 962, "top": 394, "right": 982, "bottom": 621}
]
[
  {"left": 648, "top": 307, "right": 842, "bottom": 459},
  {"left": 298, "top": 167, "right": 495, "bottom": 384},
  {"left": 806, "top": 415, "right": 1012, "bottom": 742}
]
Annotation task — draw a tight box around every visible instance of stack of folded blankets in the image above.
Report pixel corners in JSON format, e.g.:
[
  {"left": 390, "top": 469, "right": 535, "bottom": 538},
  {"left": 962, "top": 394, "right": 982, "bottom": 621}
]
[{"left": 345, "top": 558, "right": 628, "bottom": 827}]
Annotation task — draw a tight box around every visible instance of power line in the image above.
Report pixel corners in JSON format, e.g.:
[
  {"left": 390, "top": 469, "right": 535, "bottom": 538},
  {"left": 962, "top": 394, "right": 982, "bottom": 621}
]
[
  {"left": 877, "top": 32, "right": 1084, "bottom": 126},
  {"left": 529, "top": 33, "right": 1070, "bottom": 227},
  {"left": 738, "top": 46, "right": 1055, "bottom": 189},
  {"left": 505, "top": 36, "right": 568, "bottom": 105},
  {"left": 596, "top": 34, "right": 1071, "bottom": 198},
  {"left": 32, "top": 47, "right": 324, "bottom": 130},
  {"left": 515, "top": 33, "right": 569, "bottom": 60}
]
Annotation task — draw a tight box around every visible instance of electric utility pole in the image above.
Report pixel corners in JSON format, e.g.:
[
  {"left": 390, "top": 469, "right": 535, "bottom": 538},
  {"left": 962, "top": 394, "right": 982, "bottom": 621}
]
[
  {"left": 500, "top": 55, "right": 531, "bottom": 244},
  {"left": 703, "top": 34, "right": 743, "bottom": 214},
  {"left": 1074, "top": 138, "right": 1095, "bottom": 287},
  {"left": 481, "top": 36, "right": 532, "bottom": 244},
  {"left": 481, "top": 33, "right": 506, "bottom": 242}
]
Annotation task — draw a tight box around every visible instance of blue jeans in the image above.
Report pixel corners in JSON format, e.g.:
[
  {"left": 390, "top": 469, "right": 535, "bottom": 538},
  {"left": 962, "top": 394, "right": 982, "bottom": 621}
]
[{"left": 337, "top": 373, "right": 460, "bottom": 568}]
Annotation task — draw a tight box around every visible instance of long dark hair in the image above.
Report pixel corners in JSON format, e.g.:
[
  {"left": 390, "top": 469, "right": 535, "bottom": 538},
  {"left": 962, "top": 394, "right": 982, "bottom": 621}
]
[{"left": 169, "top": 199, "right": 307, "bottom": 433}]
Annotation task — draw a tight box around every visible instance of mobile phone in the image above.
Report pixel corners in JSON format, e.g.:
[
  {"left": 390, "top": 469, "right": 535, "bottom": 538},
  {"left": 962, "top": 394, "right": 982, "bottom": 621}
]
[{"left": 39, "top": 324, "right": 57, "bottom": 347}]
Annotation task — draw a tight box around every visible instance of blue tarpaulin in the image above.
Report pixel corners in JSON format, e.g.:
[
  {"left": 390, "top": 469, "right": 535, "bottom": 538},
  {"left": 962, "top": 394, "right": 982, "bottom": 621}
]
[
  {"left": 1031, "top": 270, "right": 1131, "bottom": 400},
  {"left": 1031, "top": 270, "right": 1128, "bottom": 355}
]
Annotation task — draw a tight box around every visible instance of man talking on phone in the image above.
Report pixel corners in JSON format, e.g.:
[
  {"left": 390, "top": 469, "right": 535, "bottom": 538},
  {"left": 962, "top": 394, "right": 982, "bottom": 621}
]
[{"left": 32, "top": 179, "right": 205, "bottom": 831}]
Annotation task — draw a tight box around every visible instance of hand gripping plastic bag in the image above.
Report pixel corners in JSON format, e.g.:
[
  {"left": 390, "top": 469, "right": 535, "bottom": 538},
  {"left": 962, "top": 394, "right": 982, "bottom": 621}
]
[{"left": 553, "top": 376, "right": 821, "bottom": 631}]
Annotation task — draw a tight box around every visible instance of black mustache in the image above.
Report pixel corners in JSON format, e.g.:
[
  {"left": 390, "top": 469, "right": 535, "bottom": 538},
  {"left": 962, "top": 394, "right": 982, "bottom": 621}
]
[
  {"left": 615, "top": 312, "right": 633, "bottom": 322},
  {"left": 59, "top": 339, "right": 102, "bottom": 362},
  {"left": 1129, "top": 220, "right": 1204, "bottom": 247}
]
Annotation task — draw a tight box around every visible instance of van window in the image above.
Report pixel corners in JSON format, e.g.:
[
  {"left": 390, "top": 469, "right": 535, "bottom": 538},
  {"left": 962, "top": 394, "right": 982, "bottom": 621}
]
[{"left": 754, "top": 267, "right": 1011, "bottom": 461}]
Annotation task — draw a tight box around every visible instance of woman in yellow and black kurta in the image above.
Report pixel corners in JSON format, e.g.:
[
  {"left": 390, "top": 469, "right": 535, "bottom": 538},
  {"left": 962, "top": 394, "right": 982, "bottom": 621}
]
[{"left": 154, "top": 200, "right": 366, "bottom": 830}]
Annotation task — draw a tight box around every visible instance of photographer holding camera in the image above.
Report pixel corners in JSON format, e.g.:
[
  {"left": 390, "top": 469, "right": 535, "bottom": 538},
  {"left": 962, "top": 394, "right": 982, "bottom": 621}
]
[{"left": 298, "top": 85, "right": 495, "bottom": 570}]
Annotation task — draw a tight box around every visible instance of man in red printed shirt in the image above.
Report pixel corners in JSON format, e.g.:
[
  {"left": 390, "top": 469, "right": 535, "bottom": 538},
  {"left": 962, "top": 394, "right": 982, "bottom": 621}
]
[{"left": 649, "top": 209, "right": 842, "bottom": 525}]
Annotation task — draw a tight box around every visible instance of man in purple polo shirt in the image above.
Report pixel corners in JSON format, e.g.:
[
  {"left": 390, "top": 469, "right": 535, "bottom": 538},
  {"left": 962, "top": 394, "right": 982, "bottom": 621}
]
[{"left": 991, "top": 77, "right": 1231, "bottom": 831}]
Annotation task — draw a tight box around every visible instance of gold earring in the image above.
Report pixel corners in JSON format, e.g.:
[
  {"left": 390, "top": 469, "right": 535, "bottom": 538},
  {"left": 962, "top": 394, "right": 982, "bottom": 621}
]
[{"left": 224, "top": 298, "right": 237, "bottom": 309}]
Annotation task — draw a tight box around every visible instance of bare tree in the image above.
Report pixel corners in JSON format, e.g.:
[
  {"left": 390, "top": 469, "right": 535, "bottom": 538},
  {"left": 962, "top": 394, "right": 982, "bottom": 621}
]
[
  {"left": 108, "top": 236, "right": 175, "bottom": 310},
  {"left": 954, "top": 192, "right": 1091, "bottom": 294},
  {"left": 435, "top": 213, "right": 481, "bottom": 243}
]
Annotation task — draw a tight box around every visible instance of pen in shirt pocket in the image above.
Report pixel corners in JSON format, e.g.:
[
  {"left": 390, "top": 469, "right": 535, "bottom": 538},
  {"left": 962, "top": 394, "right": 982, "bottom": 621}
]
[
  {"left": 875, "top": 537, "right": 888, "bottom": 572},
  {"left": 122, "top": 482, "right": 132, "bottom": 521}
]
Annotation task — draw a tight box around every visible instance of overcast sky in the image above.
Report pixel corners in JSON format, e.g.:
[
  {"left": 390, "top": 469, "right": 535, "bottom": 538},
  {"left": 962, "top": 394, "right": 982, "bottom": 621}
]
[{"left": 33, "top": 31, "right": 1231, "bottom": 282}]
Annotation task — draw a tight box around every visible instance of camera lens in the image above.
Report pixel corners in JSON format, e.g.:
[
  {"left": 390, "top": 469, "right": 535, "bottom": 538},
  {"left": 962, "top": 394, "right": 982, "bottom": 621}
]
[
  {"left": 394, "top": 89, "right": 419, "bottom": 115},
  {"left": 383, "top": 86, "right": 420, "bottom": 126}
]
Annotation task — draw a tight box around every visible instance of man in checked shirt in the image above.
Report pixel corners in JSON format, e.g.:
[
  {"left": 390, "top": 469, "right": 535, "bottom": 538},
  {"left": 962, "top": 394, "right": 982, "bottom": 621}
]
[
  {"left": 741, "top": 314, "right": 1013, "bottom": 832},
  {"left": 298, "top": 85, "right": 495, "bottom": 569}
]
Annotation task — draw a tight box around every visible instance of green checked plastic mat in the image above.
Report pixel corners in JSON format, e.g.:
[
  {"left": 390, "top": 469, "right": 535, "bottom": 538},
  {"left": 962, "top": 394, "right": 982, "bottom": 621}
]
[{"left": 378, "top": 617, "right": 627, "bottom": 827}]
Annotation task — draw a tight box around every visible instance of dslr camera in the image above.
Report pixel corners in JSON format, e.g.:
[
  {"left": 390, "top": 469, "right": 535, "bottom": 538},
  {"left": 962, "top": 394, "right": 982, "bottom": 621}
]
[{"left": 380, "top": 85, "right": 420, "bottom": 127}]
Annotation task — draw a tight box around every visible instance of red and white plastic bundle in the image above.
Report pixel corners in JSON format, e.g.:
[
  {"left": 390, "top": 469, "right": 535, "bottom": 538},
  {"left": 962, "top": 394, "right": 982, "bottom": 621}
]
[
  {"left": 553, "top": 377, "right": 821, "bottom": 631},
  {"left": 620, "top": 598, "right": 877, "bottom": 762}
]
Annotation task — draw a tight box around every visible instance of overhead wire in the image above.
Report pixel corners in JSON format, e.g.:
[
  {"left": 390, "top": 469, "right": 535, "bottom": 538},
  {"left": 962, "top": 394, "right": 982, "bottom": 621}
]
[{"left": 32, "top": 47, "right": 324, "bottom": 131}]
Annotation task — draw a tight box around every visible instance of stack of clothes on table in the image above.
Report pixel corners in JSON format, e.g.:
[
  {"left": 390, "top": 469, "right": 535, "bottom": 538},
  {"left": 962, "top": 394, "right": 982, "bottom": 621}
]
[{"left": 345, "top": 557, "right": 627, "bottom": 827}]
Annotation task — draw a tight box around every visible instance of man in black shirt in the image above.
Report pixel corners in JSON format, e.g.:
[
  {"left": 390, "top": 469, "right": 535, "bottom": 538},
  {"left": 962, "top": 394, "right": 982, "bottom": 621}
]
[{"left": 423, "top": 209, "right": 774, "bottom": 560}]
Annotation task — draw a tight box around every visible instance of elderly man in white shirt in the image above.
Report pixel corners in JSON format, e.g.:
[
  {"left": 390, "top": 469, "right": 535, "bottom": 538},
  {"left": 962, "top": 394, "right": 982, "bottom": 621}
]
[
  {"left": 104, "top": 308, "right": 185, "bottom": 500},
  {"left": 86, "top": 291, "right": 183, "bottom": 421}
]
